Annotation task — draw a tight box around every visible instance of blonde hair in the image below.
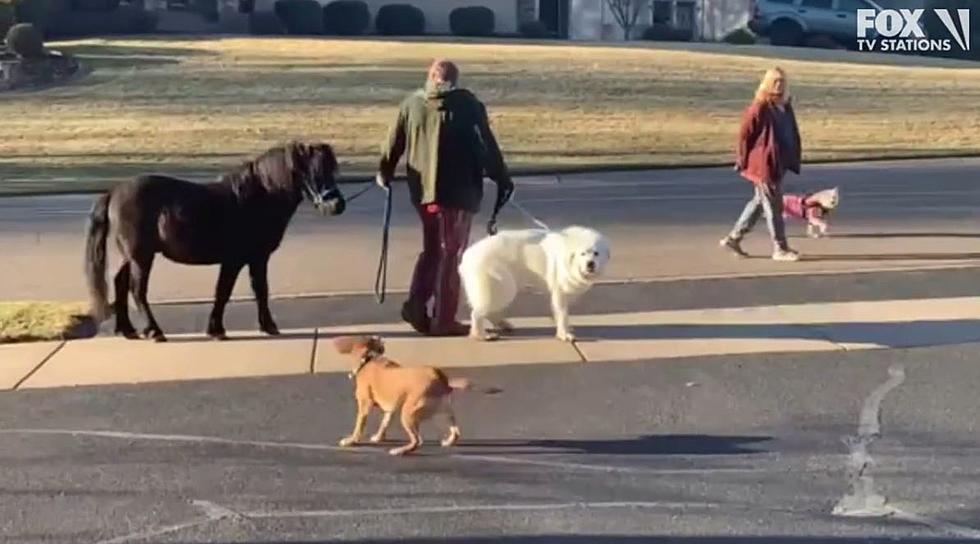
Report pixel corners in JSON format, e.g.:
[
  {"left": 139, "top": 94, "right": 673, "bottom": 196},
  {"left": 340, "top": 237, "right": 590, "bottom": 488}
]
[{"left": 754, "top": 67, "right": 789, "bottom": 104}]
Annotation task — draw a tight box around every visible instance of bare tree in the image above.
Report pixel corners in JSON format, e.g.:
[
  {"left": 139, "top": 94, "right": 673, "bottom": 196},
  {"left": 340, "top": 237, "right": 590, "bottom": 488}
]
[{"left": 604, "top": 0, "right": 646, "bottom": 40}]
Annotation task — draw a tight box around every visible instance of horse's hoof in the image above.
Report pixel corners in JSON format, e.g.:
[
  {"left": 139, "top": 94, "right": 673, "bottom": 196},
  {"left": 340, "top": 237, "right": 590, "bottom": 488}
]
[
  {"left": 152, "top": 335, "right": 168, "bottom": 343},
  {"left": 208, "top": 333, "right": 228, "bottom": 341},
  {"left": 261, "top": 325, "right": 281, "bottom": 336}
]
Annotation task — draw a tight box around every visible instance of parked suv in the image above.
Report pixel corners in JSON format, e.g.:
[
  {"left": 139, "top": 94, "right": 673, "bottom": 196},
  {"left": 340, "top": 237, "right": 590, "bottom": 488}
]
[{"left": 749, "top": 0, "right": 885, "bottom": 47}]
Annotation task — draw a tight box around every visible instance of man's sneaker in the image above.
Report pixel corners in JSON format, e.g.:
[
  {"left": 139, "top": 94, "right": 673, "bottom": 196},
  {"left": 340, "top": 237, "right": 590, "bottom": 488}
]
[
  {"left": 719, "top": 237, "right": 748, "bottom": 257},
  {"left": 772, "top": 249, "right": 800, "bottom": 262}
]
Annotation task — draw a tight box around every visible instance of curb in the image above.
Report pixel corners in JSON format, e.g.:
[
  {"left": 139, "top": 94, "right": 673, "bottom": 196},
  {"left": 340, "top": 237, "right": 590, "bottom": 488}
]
[
  {"left": 3, "top": 153, "right": 980, "bottom": 198},
  {"left": 151, "top": 262, "right": 980, "bottom": 307}
]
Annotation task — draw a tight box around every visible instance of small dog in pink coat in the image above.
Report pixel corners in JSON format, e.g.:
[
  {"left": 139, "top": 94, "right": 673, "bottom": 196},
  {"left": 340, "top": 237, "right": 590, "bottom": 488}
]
[{"left": 783, "top": 187, "right": 839, "bottom": 238}]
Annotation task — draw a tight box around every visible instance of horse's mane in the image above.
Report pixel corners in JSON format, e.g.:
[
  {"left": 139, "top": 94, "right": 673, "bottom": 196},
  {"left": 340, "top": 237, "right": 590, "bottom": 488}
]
[
  {"left": 218, "top": 142, "right": 338, "bottom": 202},
  {"left": 219, "top": 145, "right": 295, "bottom": 199}
]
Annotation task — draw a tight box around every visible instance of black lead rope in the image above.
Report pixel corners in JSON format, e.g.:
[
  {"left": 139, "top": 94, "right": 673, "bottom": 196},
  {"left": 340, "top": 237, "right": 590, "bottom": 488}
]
[{"left": 374, "top": 185, "right": 392, "bottom": 304}]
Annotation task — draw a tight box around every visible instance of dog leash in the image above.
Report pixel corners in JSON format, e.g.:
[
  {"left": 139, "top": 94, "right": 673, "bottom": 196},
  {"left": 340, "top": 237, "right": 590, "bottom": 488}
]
[
  {"left": 374, "top": 185, "right": 392, "bottom": 304},
  {"left": 510, "top": 199, "right": 550, "bottom": 231}
]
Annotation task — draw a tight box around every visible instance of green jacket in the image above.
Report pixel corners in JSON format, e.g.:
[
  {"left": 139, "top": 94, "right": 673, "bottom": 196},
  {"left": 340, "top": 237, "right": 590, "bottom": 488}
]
[{"left": 378, "top": 82, "right": 511, "bottom": 213}]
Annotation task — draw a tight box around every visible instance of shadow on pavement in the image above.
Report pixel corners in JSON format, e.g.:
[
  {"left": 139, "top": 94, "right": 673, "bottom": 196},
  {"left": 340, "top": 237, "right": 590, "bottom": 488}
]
[
  {"left": 452, "top": 434, "right": 772, "bottom": 456},
  {"left": 221, "top": 536, "right": 972, "bottom": 543}
]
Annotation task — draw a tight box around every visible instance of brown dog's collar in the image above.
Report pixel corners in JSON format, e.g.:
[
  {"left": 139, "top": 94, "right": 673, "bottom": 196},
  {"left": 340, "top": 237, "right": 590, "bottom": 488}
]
[{"left": 349, "top": 351, "right": 381, "bottom": 380}]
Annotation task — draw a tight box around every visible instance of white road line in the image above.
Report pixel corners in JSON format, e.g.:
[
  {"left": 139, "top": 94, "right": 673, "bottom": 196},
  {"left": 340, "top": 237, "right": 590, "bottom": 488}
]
[
  {"left": 94, "top": 500, "right": 236, "bottom": 544},
  {"left": 892, "top": 509, "right": 980, "bottom": 540},
  {"left": 0, "top": 428, "right": 346, "bottom": 453},
  {"left": 241, "top": 500, "right": 721, "bottom": 520},
  {"left": 0, "top": 428, "right": 770, "bottom": 477},
  {"left": 452, "top": 453, "right": 767, "bottom": 476}
]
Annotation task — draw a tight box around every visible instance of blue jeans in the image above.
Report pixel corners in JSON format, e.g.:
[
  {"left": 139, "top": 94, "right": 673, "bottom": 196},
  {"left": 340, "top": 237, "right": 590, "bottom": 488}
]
[{"left": 729, "top": 184, "right": 789, "bottom": 251}]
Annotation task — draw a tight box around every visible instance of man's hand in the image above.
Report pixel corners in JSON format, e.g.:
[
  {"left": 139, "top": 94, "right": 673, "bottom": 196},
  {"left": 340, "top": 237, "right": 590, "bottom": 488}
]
[{"left": 375, "top": 172, "right": 390, "bottom": 189}]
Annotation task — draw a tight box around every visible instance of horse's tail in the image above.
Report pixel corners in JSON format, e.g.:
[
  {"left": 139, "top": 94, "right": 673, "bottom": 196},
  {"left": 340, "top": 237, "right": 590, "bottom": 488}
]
[{"left": 85, "top": 192, "right": 112, "bottom": 321}]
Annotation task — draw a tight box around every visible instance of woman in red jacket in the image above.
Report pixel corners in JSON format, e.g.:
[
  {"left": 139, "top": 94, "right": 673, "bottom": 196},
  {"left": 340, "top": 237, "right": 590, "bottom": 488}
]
[{"left": 720, "top": 67, "right": 802, "bottom": 262}]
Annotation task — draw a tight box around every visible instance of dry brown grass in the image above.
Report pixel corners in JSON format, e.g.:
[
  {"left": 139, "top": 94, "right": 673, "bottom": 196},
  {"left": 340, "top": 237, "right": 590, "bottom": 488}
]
[
  {"left": 0, "top": 302, "right": 93, "bottom": 344},
  {"left": 2, "top": 37, "right": 979, "bottom": 194}
]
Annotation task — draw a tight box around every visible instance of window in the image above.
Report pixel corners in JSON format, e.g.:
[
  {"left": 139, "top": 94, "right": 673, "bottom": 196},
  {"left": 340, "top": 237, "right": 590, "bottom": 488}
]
[{"left": 802, "top": 0, "right": 833, "bottom": 8}]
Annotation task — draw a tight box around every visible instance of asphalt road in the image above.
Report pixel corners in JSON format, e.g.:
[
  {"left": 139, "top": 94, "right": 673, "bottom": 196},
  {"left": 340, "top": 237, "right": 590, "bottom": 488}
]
[
  {"left": 2, "top": 343, "right": 980, "bottom": 542},
  {"left": 3, "top": 158, "right": 980, "bottom": 302}
]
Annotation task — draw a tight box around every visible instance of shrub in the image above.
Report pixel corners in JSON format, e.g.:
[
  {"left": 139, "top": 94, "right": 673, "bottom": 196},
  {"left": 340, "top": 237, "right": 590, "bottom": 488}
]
[
  {"left": 924, "top": 0, "right": 978, "bottom": 61},
  {"left": 518, "top": 20, "right": 548, "bottom": 39},
  {"left": 322, "top": 0, "right": 369, "bottom": 35},
  {"left": 6, "top": 22, "right": 44, "bottom": 57},
  {"left": 248, "top": 10, "right": 284, "bottom": 34},
  {"left": 641, "top": 23, "right": 691, "bottom": 42},
  {"left": 12, "top": 0, "right": 71, "bottom": 32},
  {"left": 69, "top": 0, "right": 120, "bottom": 11},
  {"left": 274, "top": 0, "right": 323, "bottom": 34},
  {"left": 449, "top": 5, "right": 494, "bottom": 37},
  {"left": 723, "top": 27, "right": 756, "bottom": 45},
  {"left": 191, "top": 0, "right": 218, "bottom": 22},
  {"left": 45, "top": 5, "right": 157, "bottom": 38},
  {"left": 375, "top": 3, "right": 424, "bottom": 36},
  {"left": 0, "top": 1, "right": 14, "bottom": 38}
]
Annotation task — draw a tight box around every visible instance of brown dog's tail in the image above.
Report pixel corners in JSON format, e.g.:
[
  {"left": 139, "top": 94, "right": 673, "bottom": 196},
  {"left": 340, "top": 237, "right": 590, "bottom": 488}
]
[{"left": 448, "top": 377, "right": 502, "bottom": 395}]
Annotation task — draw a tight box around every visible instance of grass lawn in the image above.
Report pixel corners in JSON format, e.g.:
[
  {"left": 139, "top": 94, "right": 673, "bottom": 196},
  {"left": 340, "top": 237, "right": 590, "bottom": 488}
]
[
  {"left": 1, "top": 37, "right": 979, "bottom": 194},
  {"left": 0, "top": 302, "right": 94, "bottom": 344}
]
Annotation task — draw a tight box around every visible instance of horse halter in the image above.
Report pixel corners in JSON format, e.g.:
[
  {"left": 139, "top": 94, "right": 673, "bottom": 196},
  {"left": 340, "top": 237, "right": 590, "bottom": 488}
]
[{"left": 303, "top": 177, "right": 343, "bottom": 209}]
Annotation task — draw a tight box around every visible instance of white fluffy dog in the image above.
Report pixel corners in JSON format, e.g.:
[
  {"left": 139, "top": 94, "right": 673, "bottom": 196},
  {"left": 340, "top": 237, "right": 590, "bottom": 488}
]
[{"left": 459, "top": 226, "right": 610, "bottom": 342}]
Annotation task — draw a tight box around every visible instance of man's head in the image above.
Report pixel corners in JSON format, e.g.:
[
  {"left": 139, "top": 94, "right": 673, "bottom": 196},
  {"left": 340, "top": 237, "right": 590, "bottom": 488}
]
[{"left": 427, "top": 59, "right": 459, "bottom": 87}]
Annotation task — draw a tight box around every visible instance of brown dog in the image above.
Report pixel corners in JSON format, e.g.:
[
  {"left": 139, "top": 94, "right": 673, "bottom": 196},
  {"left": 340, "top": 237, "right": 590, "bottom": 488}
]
[{"left": 333, "top": 335, "right": 500, "bottom": 456}]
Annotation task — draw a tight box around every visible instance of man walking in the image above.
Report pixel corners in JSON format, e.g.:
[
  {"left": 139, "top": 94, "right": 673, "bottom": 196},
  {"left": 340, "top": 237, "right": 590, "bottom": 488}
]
[{"left": 376, "top": 59, "right": 514, "bottom": 336}]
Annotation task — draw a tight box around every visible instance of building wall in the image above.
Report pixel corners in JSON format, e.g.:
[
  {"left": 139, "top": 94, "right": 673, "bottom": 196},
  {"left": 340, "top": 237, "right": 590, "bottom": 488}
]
[
  {"left": 568, "top": 0, "right": 751, "bottom": 42},
  {"left": 698, "top": 0, "right": 753, "bottom": 41},
  {"left": 358, "top": 0, "right": 520, "bottom": 34}
]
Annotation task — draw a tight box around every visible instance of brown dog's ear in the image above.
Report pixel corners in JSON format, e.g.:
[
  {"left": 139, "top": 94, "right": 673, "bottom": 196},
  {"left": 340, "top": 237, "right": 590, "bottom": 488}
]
[{"left": 332, "top": 336, "right": 355, "bottom": 354}]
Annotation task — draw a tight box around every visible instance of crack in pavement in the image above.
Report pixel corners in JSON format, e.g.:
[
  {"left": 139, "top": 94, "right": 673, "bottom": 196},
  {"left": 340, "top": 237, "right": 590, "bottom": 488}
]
[
  {"left": 832, "top": 364, "right": 980, "bottom": 539},
  {"left": 833, "top": 363, "right": 906, "bottom": 518}
]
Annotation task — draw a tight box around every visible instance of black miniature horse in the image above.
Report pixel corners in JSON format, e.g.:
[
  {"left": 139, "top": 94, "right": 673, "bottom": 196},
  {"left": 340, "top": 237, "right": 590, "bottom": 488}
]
[{"left": 84, "top": 142, "right": 346, "bottom": 342}]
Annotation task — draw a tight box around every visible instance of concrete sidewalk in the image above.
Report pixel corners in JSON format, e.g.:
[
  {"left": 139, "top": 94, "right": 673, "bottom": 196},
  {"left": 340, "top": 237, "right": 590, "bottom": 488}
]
[
  {"left": 5, "top": 158, "right": 980, "bottom": 302},
  {"left": 4, "top": 296, "right": 980, "bottom": 390}
]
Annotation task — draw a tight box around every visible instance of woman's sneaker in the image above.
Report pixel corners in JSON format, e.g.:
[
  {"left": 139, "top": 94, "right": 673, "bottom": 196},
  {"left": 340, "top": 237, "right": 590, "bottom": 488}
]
[
  {"left": 772, "top": 249, "right": 800, "bottom": 262},
  {"left": 719, "top": 237, "right": 748, "bottom": 257}
]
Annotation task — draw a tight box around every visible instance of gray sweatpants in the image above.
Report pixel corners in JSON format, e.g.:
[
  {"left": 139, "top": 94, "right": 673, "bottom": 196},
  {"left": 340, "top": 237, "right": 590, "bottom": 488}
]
[{"left": 728, "top": 183, "right": 789, "bottom": 251}]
